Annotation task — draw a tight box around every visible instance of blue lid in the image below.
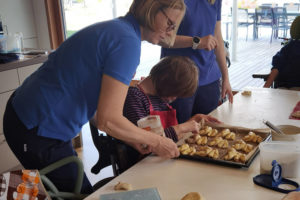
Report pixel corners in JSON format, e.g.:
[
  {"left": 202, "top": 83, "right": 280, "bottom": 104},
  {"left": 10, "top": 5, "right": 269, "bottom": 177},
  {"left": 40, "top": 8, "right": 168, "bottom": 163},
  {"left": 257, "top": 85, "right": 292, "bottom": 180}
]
[{"left": 253, "top": 160, "right": 300, "bottom": 193}]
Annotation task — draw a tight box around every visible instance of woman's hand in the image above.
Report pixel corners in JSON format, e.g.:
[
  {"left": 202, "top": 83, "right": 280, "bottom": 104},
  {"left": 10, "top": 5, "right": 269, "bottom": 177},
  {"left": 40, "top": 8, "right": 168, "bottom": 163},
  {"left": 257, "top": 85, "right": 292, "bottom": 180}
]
[
  {"left": 151, "top": 136, "right": 180, "bottom": 158},
  {"left": 190, "top": 114, "right": 222, "bottom": 124},
  {"left": 173, "top": 120, "right": 201, "bottom": 140},
  {"left": 198, "top": 35, "right": 218, "bottom": 51},
  {"left": 129, "top": 135, "right": 180, "bottom": 158},
  {"left": 221, "top": 78, "right": 233, "bottom": 103},
  {"left": 127, "top": 142, "right": 153, "bottom": 155}
]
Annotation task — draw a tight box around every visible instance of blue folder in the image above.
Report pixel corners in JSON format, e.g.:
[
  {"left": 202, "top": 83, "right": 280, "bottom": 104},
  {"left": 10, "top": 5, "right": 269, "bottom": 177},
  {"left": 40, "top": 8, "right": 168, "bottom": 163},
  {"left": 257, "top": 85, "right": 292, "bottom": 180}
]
[{"left": 99, "top": 188, "right": 161, "bottom": 200}]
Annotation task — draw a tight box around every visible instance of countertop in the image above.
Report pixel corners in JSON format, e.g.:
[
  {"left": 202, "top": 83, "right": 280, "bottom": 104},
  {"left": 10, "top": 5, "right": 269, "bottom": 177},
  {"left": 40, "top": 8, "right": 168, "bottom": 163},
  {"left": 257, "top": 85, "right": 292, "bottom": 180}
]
[{"left": 0, "top": 54, "right": 48, "bottom": 72}]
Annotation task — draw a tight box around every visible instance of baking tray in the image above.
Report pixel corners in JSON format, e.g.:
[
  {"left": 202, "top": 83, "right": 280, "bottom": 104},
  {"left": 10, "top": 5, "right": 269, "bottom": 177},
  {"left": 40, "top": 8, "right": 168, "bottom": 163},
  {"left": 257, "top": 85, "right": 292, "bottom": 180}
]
[{"left": 177, "top": 123, "right": 271, "bottom": 168}]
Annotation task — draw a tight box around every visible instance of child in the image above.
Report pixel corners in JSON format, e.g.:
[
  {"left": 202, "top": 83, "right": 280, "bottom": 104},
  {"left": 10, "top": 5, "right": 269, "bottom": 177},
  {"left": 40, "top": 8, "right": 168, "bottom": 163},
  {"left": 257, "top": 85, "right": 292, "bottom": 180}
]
[
  {"left": 122, "top": 56, "right": 221, "bottom": 165},
  {"left": 264, "top": 16, "right": 300, "bottom": 90}
]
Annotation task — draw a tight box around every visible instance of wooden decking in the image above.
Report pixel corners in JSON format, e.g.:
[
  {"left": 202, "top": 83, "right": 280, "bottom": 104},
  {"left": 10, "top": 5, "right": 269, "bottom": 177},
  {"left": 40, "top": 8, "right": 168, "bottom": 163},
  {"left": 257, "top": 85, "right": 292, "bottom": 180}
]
[
  {"left": 135, "top": 34, "right": 283, "bottom": 91},
  {"left": 228, "top": 36, "right": 282, "bottom": 91}
]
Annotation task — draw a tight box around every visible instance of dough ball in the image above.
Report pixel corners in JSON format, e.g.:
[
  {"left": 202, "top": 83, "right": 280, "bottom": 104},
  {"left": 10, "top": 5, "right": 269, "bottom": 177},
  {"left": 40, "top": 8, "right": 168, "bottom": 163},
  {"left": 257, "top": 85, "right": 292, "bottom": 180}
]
[
  {"left": 241, "top": 90, "right": 251, "bottom": 96},
  {"left": 181, "top": 192, "right": 205, "bottom": 200},
  {"left": 114, "top": 181, "right": 132, "bottom": 191}
]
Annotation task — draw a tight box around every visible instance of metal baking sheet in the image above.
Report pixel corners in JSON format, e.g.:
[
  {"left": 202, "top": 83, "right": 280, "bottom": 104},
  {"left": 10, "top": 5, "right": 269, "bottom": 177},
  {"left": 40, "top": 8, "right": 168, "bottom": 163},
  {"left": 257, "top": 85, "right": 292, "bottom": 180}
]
[{"left": 177, "top": 123, "right": 271, "bottom": 168}]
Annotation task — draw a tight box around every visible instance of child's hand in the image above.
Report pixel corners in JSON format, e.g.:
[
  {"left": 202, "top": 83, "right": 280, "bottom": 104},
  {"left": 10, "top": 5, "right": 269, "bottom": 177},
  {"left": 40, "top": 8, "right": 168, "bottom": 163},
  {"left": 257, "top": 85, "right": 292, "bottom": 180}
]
[
  {"left": 173, "top": 120, "right": 201, "bottom": 140},
  {"left": 190, "top": 114, "right": 222, "bottom": 124}
]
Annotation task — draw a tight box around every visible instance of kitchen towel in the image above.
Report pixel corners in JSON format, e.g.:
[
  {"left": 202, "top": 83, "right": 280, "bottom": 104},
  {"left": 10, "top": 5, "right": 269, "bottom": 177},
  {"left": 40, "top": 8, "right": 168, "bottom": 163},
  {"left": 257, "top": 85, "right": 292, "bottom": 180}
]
[{"left": 289, "top": 101, "right": 300, "bottom": 120}]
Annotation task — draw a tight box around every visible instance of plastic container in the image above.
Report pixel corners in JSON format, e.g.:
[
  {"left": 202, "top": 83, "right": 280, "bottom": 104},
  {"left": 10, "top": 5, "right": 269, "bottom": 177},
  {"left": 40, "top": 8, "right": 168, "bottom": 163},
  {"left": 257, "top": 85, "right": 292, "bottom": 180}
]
[
  {"left": 259, "top": 141, "right": 300, "bottom": 178},
  {"left": 0, "top": 33, "right": 23, "bottom": 53},
  {"left": 0, "top": 35, "right": 7, "bottom": 53},
  {"left": 137, "top": 115, "right": 164, "bottom": 137},
  {"left": 271, "top": 125, "right": 300, "bottom": 142}
]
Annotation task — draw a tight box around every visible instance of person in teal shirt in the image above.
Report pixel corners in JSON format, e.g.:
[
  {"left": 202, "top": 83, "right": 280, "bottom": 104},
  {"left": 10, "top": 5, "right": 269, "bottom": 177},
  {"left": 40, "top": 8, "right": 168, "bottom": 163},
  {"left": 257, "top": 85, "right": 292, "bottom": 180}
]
[{"left": 3, "top": 0, "right": 186, "bottom": 194}]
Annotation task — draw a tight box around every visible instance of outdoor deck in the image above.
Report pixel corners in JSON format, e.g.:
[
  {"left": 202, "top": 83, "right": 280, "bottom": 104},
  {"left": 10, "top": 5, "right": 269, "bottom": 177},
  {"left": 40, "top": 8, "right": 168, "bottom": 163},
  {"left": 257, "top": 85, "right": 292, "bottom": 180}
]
[
  {"left": 136, "top": 31, "right": 283, "bottom": 91},
  {"left": 228, "top": 36, "right": 282, "bottom": 90}
]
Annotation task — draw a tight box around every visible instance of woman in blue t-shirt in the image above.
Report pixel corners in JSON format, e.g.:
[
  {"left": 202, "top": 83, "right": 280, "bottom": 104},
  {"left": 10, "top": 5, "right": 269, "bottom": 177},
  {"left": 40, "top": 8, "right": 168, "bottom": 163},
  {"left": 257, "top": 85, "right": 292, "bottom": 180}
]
[
  {"left": 161, "top": 0, "right": 233, "bottom": 123},
  {"left": 3, "top": 0, "right": 186, "bottom": 194}
]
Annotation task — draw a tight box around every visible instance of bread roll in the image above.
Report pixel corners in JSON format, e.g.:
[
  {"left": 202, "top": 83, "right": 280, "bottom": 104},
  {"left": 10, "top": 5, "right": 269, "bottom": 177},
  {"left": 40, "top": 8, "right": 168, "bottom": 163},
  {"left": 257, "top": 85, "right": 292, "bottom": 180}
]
[{"left": 181, "top": 192, "right": 205, "bottom": 200}]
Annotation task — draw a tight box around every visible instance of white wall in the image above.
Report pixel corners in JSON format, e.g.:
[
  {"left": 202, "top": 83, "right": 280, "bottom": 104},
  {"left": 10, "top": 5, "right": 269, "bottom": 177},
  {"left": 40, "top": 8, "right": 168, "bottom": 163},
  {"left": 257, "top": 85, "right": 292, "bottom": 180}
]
[
  {"left": 0, "top": 0, "right": 51, "bottom": 50},
  {"left": 32, "top": 0, "right": 51, "bottom": 50}
]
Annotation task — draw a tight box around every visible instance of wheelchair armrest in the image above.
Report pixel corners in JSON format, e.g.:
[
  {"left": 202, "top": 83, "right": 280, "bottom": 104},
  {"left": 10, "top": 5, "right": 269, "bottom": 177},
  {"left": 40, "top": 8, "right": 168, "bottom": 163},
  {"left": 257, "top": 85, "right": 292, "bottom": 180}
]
[{"left": 252, "top": 73, "right": 270, "bottom": 81}]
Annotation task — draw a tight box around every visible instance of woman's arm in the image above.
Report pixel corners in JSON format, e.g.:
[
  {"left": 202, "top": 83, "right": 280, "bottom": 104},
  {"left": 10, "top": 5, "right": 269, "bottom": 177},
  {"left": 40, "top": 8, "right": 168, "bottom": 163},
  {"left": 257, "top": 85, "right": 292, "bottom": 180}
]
[
  {"left": 264, "top": 69, "right": 279, "bottom": 88},
  {"left": 96, "top": 74, "right": 179, "bottom": 158},
  {"left": 214, "top": 21, "right": 233, "bottom": 103},
  {"left": 161, "top": 35, "right": 218, "bottom": 51}
]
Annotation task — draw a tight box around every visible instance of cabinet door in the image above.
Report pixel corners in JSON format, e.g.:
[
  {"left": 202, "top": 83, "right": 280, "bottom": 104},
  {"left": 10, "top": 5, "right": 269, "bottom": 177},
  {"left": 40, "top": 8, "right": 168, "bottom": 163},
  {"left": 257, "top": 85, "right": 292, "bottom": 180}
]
[
  {"left": 0, "top": 69, "right": 19, "bottom": 93},
  {"left": 0, "top": 91, "right": 13, "bottom": 134},
  {"left": 17, "top": 63, "right": 42, "bottom": 85},
  {"left": 0, "top": 91, "right": 21, "bottom": 173},
  {"left": 0, "top": 138, "right": 22, "bottom": 173}
]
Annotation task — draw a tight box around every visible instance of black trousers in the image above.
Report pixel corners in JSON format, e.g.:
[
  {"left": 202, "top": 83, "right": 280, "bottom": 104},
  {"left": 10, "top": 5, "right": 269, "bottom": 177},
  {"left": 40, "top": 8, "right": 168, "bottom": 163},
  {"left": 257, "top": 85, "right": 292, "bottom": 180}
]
[{"left": 3, "top": 93, "right": 93, "bottom": 194}]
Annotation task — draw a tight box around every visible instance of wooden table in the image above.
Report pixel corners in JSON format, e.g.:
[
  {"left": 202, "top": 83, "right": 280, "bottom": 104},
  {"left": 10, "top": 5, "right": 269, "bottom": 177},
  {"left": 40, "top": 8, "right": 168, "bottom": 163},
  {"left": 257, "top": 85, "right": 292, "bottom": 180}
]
[{"left": 85, "top": 88, "right": 300, "bottom": 200}]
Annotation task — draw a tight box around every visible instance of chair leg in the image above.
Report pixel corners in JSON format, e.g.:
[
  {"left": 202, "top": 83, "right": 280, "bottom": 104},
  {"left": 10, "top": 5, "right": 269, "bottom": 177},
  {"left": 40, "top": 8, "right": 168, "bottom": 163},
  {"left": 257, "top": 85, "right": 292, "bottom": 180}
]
[{"left": 270, "top": 28, "right": 273, "bottom": 43}]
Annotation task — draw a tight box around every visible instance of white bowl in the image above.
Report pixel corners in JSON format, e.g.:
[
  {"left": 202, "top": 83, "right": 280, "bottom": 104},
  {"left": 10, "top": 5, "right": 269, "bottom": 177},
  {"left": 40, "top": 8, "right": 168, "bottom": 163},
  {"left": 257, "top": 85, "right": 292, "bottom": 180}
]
[{"left": 271, "top": 125, "right": 300, "bottom": 142}]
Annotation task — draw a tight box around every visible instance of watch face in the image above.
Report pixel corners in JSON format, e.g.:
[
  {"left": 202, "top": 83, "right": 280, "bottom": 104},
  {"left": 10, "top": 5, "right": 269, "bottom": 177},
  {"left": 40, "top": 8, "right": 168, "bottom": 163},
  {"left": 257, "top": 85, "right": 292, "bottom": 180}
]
[{"left": 193, "top": 37, "right": 200, "bottom": 43}]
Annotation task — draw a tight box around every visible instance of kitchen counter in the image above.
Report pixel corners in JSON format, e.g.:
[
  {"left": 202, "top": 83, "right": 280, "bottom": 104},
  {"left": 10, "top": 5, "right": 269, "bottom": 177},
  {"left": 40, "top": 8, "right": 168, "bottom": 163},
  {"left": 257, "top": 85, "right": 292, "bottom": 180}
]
[{"left": 0, "top": 54, "right": 48, "bottom": 72}]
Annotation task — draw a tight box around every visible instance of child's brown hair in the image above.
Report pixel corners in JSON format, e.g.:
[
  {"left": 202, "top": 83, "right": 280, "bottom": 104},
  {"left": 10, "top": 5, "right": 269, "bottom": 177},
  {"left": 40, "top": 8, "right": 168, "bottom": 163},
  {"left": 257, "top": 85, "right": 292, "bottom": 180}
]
[{"left": 150, "top": 56, "right": 198, "bottom": 98}]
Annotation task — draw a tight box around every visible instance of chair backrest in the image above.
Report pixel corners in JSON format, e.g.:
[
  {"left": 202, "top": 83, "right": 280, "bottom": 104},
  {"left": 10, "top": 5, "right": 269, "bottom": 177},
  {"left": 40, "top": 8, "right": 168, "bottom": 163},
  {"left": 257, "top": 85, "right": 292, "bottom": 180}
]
[
  {"left": 89, "top": 122, "right": 134, "bottom": 177},
  {"left": 238, "top": 8, "right": 249, "bottom": 23},
  {"left": 255, "top": 6, "right": 274, "bottom": 25},
  {"left": 272, "top": 7, "right": 288, "bottom": 27},
  {"left": 283, "top": 3, "right": 300, "bottom": 12},
  {"left": 261, "top": 3, "right": 278, "bottom": 8}
]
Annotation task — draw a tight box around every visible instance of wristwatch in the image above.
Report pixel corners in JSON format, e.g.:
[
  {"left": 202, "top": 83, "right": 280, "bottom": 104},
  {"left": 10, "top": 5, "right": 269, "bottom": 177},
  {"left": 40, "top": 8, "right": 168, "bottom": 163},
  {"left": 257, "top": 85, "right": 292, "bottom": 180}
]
[{"left": 192, "top": 36, "right": 200, "bottom": 50}]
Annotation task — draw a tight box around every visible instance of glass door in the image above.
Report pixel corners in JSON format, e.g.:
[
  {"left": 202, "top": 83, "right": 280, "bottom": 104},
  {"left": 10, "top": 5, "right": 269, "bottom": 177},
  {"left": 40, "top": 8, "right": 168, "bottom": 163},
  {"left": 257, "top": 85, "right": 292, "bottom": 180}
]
[{"left": 61, "top": 0, "right": 160, "bottom": 79}]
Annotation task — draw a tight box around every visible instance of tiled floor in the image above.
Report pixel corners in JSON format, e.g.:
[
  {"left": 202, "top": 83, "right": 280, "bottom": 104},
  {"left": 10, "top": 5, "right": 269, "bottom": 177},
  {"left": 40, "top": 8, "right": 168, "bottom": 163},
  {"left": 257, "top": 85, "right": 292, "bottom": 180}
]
[{"left": 75, "top": 123, "right": 114, "bottom": 186}]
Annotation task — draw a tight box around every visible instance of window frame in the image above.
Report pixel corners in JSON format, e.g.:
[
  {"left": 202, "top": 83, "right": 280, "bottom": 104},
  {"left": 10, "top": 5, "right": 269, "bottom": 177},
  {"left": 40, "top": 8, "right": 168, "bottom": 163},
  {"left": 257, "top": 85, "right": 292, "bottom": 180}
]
[{"left": 44, "top": 0, "right": 65, "bottom": 49}]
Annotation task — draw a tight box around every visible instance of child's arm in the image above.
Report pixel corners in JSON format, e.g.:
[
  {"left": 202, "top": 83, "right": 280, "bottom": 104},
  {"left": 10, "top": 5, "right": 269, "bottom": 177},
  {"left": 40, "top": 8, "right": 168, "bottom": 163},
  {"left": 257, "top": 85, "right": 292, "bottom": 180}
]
[
  {"left": 172, "top": 120, "right": 201, "bottom": 140},
  {"left": 189, "top": 114, "right": 222, "bottom": 124}
]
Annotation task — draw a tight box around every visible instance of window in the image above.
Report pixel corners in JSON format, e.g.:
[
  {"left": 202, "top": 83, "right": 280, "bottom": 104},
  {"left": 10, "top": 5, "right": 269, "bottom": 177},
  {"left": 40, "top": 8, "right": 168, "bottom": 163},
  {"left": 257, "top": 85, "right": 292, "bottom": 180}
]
[{"left": 61, "top": 0, "right": 160, "bottom": 79}]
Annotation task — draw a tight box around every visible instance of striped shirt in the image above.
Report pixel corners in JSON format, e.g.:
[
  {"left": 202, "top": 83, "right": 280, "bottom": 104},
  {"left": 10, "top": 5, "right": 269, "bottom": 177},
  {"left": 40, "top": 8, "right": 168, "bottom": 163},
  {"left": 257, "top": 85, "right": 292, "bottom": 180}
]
[{"left": 123, "top": 86, "right": 178, "bottom": 142}]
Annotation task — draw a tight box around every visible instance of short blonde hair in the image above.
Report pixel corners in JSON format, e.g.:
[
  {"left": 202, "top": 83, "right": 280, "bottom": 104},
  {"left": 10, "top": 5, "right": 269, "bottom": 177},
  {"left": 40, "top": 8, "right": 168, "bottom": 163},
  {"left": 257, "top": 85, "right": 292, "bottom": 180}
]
[
  {"left": 150, "top": 56, "right": 198, "bottom": 98},
  {"left": 129, "top": 0, "right": 186, "bottom": 31}
]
